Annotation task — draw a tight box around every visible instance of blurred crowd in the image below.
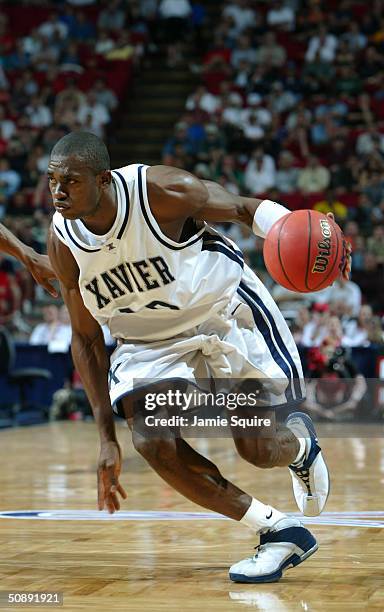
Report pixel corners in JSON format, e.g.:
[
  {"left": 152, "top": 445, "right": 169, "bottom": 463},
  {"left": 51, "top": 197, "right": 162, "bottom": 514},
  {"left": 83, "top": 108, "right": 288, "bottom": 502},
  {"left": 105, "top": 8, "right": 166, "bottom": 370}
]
[
  {"left": 160, "top": 0, "right": 384, "bottom": 419},
  {"left": 0, "top": 0, "right": 158, "bottom": 330},
  {"left": 0, "top": 0, "right": 384, "bottom": 421}
]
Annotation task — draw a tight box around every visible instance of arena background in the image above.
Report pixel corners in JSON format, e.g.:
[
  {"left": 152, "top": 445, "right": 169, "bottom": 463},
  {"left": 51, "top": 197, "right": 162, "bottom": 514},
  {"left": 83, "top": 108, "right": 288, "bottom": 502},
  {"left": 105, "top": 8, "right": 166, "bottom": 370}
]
[
  {"left": 0, "top": 0, "right": 383, "bottom": 426},
  {"left": 1, "top": 2, "right": 384, "bottom": 611},
  {"left": 0, "top": 0, "right": 384, "bottom": 425}
]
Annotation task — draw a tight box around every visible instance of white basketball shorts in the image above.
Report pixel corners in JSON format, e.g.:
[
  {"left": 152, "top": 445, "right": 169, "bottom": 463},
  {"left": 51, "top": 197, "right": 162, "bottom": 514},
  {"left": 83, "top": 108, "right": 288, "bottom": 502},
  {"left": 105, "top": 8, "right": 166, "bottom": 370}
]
[{"left": 108, "top": 266, "right": 305, "bottom": 416}]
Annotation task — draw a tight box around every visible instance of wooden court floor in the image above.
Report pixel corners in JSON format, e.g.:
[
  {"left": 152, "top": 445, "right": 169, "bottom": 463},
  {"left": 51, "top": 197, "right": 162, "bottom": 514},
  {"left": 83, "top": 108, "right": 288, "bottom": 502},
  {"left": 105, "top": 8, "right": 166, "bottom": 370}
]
[{"left": 0, "top": 421, "right": 383, "bottom": 611}]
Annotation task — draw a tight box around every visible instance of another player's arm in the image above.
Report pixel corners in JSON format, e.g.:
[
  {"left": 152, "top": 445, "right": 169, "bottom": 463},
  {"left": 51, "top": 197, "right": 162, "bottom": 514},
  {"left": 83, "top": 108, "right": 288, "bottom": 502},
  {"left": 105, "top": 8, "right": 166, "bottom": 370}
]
[
  {"left": 0, "top": 222, "right": 58, "bottom": 296},
  {"left": 47, "top": 227, "right": 127, "bottom": 513},
  {"left": 147, "top": 165, "right": 351, "bottom": 278}
]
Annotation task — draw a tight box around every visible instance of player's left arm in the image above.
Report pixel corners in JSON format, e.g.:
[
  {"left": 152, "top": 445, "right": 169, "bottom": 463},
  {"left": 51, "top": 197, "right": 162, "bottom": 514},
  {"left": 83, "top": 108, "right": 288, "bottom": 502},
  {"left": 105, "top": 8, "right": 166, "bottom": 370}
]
[
  {"left": 147, "top": 165, "right": 262, "bottom": 231},
  {"left": 147, "top": 165, "right": 351, "bottom": 279}
]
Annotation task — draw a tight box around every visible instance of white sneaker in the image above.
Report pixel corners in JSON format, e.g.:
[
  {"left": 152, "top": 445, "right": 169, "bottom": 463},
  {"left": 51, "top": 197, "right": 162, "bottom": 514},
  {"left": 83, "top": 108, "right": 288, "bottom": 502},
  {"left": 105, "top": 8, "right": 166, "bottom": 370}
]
[
  {"left": 286, "top": 412, "right": 330, "bottom": 516},
  {"left": 229, "top": 517, "right": 318, "bottom": 583}
]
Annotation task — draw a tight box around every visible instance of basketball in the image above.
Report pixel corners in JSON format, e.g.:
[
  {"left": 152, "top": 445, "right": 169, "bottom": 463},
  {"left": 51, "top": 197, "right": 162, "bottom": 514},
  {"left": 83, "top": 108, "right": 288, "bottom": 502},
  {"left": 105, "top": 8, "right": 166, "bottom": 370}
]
[{"left": 263, "top": 210, "right": 345, "bottom": 293}]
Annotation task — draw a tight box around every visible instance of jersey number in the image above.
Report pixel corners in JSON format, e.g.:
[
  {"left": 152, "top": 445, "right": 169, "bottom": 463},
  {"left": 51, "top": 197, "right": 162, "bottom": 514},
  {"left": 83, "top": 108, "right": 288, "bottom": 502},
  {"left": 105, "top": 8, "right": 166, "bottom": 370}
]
[{"left": 119, "top": 300, "right": 180, "bottom": 314}]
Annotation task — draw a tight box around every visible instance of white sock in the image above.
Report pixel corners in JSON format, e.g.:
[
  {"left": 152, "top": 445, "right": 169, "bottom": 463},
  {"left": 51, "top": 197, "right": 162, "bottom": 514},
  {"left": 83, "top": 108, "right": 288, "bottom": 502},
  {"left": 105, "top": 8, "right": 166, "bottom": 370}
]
[
  {"left": 239, "top": 498, "right": 286, "bottom": 531},
  {"left": 291, "top": 436, "right": 306, "bottom": 466}
]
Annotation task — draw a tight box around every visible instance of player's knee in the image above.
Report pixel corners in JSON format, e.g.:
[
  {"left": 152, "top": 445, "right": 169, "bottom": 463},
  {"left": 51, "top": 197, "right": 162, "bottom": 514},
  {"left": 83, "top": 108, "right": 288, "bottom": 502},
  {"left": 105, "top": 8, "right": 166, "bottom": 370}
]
[
  {"left": 132, "top": 432, "right": 177, "bottom": 467},
  {"left": 236, "top": 438, "right": 278, "bottom": 468}
]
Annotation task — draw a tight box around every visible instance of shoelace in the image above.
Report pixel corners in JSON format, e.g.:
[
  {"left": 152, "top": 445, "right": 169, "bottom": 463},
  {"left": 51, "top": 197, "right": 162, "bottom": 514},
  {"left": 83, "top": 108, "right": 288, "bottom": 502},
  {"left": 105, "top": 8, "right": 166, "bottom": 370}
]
[
  {"left": 294, "top": 467, "right": 312, "bottom": 494},
  {"left": 252, "top": 544, "right": 268, "bottom": 561}
]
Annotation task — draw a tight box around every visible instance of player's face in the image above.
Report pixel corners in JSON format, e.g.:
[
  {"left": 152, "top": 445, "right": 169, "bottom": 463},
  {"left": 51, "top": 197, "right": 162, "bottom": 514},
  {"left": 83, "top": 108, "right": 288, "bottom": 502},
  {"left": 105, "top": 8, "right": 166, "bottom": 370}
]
[{"left": 47, "top": 155, "right": 108, "bottom": 220}]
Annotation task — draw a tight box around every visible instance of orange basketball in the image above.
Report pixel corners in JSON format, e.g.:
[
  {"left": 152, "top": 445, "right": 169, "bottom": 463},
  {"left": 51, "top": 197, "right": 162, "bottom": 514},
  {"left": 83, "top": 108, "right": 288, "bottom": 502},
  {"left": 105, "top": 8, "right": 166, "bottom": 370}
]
[{"left": 263, "top": 210, "right": 345, "bottom": 293}]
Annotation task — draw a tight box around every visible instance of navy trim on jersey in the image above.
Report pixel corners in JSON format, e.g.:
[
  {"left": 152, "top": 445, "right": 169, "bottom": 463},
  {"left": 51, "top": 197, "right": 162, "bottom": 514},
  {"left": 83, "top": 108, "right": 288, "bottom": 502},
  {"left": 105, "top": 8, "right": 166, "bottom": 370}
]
[
  {"left": 238, "top": 282, "right": 303, "bottom": 402},
  {"left": 237, "top": 286, "right": 293, "bottom": 402},
  {"left": 53, "top": 224, "right": 64, "bottom": 239},
  {"left": 202, "top": 231, "right": 244, "bottom": 259},
  {"left": 137, "top": 164, "right": 205, "bottom": 251},
  {"left": 113, "top": 171, "right": 130, "bottom": 239},
  {"left": 64, "top": 219, "right": 101, "bottom": 253},
  {"left": 202, "top": 243, "right": 244, "bottom": 268},
  {"left": 202, "top": 230, "right": 244, "bottom": 267}
]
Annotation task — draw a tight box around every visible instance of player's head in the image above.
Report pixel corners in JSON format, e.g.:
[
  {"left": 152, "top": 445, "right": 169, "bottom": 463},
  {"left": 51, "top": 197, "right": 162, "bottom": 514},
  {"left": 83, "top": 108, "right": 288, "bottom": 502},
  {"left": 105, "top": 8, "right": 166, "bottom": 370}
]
[{"left": 47, "top": 131, "right": 112, "bottom": 220}]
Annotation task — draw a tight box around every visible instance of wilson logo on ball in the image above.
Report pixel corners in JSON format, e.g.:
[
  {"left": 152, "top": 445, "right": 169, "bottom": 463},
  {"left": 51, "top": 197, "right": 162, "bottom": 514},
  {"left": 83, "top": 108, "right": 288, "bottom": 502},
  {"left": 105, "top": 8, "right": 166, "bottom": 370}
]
[
  {"left": 263, "top": 209, "right": 344, "bottom": 293},
  {"left": 312, "top": 220, "right": 332, "bottom": 274}
]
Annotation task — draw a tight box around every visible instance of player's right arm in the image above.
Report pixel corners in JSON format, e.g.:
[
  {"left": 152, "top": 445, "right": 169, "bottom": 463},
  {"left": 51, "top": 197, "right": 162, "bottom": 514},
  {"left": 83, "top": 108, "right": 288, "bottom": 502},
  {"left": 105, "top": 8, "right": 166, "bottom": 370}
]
[{"left": 47, "top": 227, "right": 127, "bottom": 513}]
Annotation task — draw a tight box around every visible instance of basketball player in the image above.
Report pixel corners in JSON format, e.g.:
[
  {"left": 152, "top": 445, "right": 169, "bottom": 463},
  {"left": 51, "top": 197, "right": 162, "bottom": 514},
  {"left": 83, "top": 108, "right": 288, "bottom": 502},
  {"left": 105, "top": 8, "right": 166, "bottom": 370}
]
[
  {"left": 47, "top": 131, "right": 350, "bottom": 583},
  {"left": 0, "top": 222, "right": 57, "bottom": 296}
]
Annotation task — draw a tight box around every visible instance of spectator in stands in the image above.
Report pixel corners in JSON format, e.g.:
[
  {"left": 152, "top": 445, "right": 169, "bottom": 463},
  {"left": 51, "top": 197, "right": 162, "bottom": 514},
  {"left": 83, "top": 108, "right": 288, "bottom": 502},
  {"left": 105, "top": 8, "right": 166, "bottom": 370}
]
[
  {"left": 300, "top": 303, "right": 331, "bottom": 348},
  {"left": 211, "top": 153, "right": 245, "bottom": 192},
  {"left": 195, "top": 123, "right": 226, "bottom": 163},
  {"left": 316, "top": 278, "right": 362, "bottom": 318},
  {"left": 104, "top": 30, "right": 142, "bottom": 64},
  {"left": 159, "top": 0, "right": 192, "bottom": 43},
  {"left": 242, "top": 113, "right": 265, "bottom": 144},
  {"left": 233, "top": 59, "right": 253, "bottom": 90},
  {"left": 98, "top": 0, "right": 126, "bottom": 32},
  {"left": 54, "top": 79, "right": 86, "bottom": 121},
  {"left": 356, "top": 126, "right": 384, "bottom": 157},
  {"left": 60, "top": 41, "right": 83, "bottom": 71},
  {"left": 267, "top": 0, "right": 296, "bottom": 31},
  {"left": 254, "top": 32, "right": 287, "bottom": 68},
  {"left": 243, "top": 93, "right": 272, "bottom": 129},
  {"left": 285, "top": 100, "right": 312, "bottom": 131},
  {"left": 3, "top": 40, "right": 31, "bottom": 71},
  {"left": 222, "top": 0, "right": 257, "bottom": 35},
  {"left": 91, "top": 78, "right": 118, "bottom": 113},
  {"left": 271, "top": 284, "right": 313, "bottom": 321},
  {"left": 244, "top": 146, "right": 276, "bottom": 194},
  {"left": 341, "top": 21, "right": 367, "bottom": 53},
  {"left": 25, "top": 96, "right": 52, "bottom": 130},
  {"left": 335, "top": 65, "right": 363, "bottom": 97},
  {"left": 0, "top": 159, "right": 21, "bottom": 198},
  {"left": 343, "top": 304, "right": 374, "bottom": 347},
  {"left": 268, "top": 80, "right": 298, "bottom": 115},
  {"left": 185, "top": 85, "right": 221, "bottom": 116},
  {"left": 0, "top": 105, "right": 16, "bottom": 142},
  {"left": 77, "top": 91, "right": 110, "bottom": 138},
  {"left": 302, "top": 49, "right": 336, "bottom": 88},
  {"left": 162, "top": 121, "right": 196, "bottom": 166},
  {"left": 38, "top": 12, "right": 68, "bottom": 41},
  {"left": 334, "top": 38, "right": 355, "bottom": 68},
  {"left": 221, "top": 91, "right": 244, "bottom": 129},
  {"left": 305, "top": 24, "right": 338, "bottom": 63},
  {"left": 350, "top": 193, "right": 374, "bottom": 234},
  {"left": 361, "top": 170, "right": 384, "bottom": 208},
  {"left": 360, "top": 45, "right": 384, "bottom": 84},
  {"left": 275, "top": 150, "right": 299, "bottom": 194},
  {"left": 71, "top": 11, "right": 96, "bottom": 42},
  {"left": 304, "top": 345, "right": 367, "bottom": 422},
  {"left": 231, "top": 34, "right": 258, "bottom": 69},
  {"left": 310, "top": 113, "right": 336, "bottom": 147},
  {"left": 95, "top": 30, "right": 115, "bottom": 55},
  {"left": 29, "top": 303, "right": 71, "bottom": 352},
  {"left": 347, "top": 92, "right": 374, "bottom": 128},
  {"left": 313, "top": 189, "right": 348, "bottom": 224},
  {"left": 10, "top": 192, "right": 32, "bottom": 217},
  {"left": 367, "top": 224, "right": 384, "bottom": 263},
  {"left": 297, "top": 156, "right": 330, "bottom": 194}
]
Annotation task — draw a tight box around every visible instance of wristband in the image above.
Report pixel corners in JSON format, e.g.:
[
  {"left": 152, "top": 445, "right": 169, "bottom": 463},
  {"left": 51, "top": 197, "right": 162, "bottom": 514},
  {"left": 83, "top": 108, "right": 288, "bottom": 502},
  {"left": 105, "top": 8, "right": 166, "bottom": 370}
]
[{"left": 252, "top": 199, "right": 290, "bottom": 238}]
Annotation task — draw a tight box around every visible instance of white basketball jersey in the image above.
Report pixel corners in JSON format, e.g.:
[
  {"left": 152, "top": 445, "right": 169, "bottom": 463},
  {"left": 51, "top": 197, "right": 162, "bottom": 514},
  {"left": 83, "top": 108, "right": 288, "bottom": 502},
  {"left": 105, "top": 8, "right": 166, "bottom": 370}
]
[{"left": 52, "top": 164, "right": 245, "bottom": 341}]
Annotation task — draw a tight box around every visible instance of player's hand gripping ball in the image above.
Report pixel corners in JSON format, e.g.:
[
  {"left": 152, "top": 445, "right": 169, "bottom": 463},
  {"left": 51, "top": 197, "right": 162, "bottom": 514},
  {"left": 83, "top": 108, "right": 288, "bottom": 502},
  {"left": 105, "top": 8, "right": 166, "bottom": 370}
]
[{"left": 263, "top": 210, "right": 350, "bottom": 293}]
